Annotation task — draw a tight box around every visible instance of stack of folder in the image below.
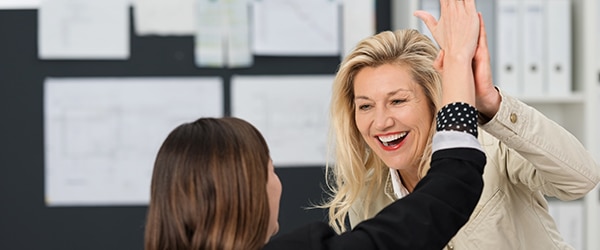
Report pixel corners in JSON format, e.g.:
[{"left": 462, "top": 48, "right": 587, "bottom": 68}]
[
  {"left": 417, "top": 0, "right": 573, "bottom": 98},
  {"left": 495, "top": 0, "right": 572, "bottom": 97}
]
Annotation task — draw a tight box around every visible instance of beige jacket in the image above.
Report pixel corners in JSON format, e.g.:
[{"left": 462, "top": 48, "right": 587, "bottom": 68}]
[{"left": 349, "top": 93, "right": 600, "bottom": 250}]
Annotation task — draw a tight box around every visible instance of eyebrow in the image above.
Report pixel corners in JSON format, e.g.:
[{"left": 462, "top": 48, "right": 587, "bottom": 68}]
[{"left": 354, "top": 88, "right": 414, "bottom": 100}]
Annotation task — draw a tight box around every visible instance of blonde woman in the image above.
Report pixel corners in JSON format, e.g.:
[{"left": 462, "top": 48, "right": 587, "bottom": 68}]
[{"left": 322, "top": 0, "right": 600, "bottom": 249}]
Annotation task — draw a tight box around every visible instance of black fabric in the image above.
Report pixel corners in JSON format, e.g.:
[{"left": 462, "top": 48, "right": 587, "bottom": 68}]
[{"left": 263, "top": 148, "right": 485, "bottom": 250}]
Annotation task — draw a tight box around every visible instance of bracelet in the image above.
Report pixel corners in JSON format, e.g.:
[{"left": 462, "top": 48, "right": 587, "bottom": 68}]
[{"left": 436, "top": 102, "right": 478, "bottom": 137}]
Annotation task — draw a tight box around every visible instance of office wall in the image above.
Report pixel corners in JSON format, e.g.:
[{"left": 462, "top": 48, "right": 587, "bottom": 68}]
[{"left": 0, "top": 2, "right": 391, "bottom": 249}]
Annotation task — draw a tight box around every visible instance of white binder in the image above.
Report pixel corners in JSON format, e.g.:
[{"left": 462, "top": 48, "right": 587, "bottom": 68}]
[
  {"left": 545, "top": 0, "right": 572, "bottom": 96},
  {"left": 521, "top": 0, "right": 545, "bottom": 97},
  {"left": 495, "top": 0, "right": 521, "bottom": 96}
]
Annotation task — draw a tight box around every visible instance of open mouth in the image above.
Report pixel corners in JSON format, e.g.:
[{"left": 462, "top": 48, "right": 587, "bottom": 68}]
[{"left": 377, "top": 132, "right": 408, "bottom": 147}]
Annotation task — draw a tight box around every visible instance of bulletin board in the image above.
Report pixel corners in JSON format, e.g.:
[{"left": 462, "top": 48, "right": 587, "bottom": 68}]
[{"left": 0, "top": 3, "right": 390, "bottom": 250}]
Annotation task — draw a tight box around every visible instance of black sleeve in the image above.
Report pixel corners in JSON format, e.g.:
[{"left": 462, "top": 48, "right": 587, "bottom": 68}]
[{"left": 263, "top": 147, "right": 485, "bottom": 250}]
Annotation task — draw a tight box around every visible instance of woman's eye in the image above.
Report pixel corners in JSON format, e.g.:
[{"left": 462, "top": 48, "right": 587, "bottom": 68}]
[
  {"left": 391, "top": 99, "right": 406, "bottom": 105},
  {"left": 358, "top": 104, "right": 372, "bottom": 111}
]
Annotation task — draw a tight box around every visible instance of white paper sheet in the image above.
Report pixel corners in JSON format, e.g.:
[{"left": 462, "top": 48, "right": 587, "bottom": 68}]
[
  {"left": 44, "top": 77, "right": 223, "bottom": 206},
  {"left": 251, "top": 0, "right": 340, "bottom": 56},
  {"left": 341, "top": 0, "right": 375, "bottom": 57},
  {"left": 133, "top": 0, "right": 195, "bottom": 36},
  {"left": 38, "top": 0, "right": 130, "bottom": 59},
  {"left": 194, "top": 0, "right": 252, "bottom": 68},
  {"left": 231, "top": 75, "right": 333, "bottom": 166},
  {"left": 0, "top": 0, "right": 39, "bottom": 9}
]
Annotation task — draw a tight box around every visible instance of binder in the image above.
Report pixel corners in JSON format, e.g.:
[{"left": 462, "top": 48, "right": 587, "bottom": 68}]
[
  {"left": 495, "top": 0, "right": 521, "bottom": 96},
  {"left": 476, "top": 0, "right": 496, "bottom": 76},
  {"left": 521, "top": 0, "right": 545, "bottom": 97},
  {"left": 545, "top": 0, "right": 572, "bottom": 96}
]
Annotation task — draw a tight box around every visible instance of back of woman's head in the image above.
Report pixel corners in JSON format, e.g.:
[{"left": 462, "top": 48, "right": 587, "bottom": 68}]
[{"left": 145, "top": 117, "right": 271, "bottom": 250}]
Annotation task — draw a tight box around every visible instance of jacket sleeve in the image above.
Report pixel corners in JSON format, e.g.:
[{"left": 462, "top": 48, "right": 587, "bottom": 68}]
[
  {"left": 263, "top": 147, "right": 486, "bottom": 250},
  {"left": 480, "top": 90, "right": 600, "bottom": 200}
]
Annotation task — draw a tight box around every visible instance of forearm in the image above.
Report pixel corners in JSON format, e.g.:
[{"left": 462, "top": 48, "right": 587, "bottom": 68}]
[{"left": 441, "top": 55, "right": 476, "bottom": 107}]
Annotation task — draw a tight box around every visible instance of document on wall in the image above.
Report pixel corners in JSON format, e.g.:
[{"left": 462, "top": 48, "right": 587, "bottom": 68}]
[
  {"left": 38, "top": 0, "right": 129, "bottom": 59},
  {"left": 194, "top": 0, "right": 252, "bottom": 68},
  {"left": 44, "top": 77, "right": 223, "bottom": 206},
  {"left": 341, "top": 0, "right": 375, "bottom": 57},
  {"left": 133, "top": 0, "right": 195, "bottom": 36},
  {"left": 251, "top": 0, "right": 340, "bottom": 56},
  {"left": 231, "top": 75, "right": 333, "bottom": 167},
  {"left": 0, "top": 0, "right": 39, "bottom": 9}
]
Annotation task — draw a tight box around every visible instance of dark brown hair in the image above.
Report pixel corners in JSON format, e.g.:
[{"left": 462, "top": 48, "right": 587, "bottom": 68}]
[{"left": 144, "top": 117, "right": 271, "bottom": 250}]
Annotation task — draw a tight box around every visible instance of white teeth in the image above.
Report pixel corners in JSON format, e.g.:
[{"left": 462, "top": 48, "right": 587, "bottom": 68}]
[{"left": 378, "top": 132, "right": 407, "bottom": 143}]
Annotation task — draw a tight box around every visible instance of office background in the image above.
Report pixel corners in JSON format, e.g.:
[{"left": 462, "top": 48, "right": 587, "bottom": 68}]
[
  {"left": 0, "top": 2, "right": 390, "bottom": 250},
  {"left": 2, "top": 0, "right": 599, "bottom": 249}
]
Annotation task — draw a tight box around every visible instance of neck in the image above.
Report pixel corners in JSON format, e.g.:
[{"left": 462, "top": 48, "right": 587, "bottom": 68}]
[{"left": 397, "top": 169, "right": 420, "bottom": 193}]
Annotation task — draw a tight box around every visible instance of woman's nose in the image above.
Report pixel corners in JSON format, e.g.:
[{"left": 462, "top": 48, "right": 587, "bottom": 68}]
[{"left": 373, "top": 108, "right": 393, "bottom": 131}]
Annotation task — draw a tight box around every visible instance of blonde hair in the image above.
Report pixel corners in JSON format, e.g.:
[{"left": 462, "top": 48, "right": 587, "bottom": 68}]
[{"left": 322, "top": 29, "right": 442, "bottom": 233}]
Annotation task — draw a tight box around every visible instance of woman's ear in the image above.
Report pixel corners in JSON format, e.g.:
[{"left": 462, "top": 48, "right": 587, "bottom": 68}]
[{"left": 433, "top": 49, "right": 445, "bottom": 73}]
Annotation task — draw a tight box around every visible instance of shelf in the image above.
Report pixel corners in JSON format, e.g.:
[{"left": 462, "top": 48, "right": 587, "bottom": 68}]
[{"left": 515, "top": 92, "right": 585, "bottom": 104}]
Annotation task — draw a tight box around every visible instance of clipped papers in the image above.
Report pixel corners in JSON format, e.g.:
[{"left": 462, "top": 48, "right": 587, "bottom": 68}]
[
  {"left": 0, "top": 0, "right": 39, "bottom": 9},
  {"left": 38, "top": 0, "right": 130, "bottom": 60},
  {"left": 133, "top": 0, "right": 196, "bottom": 36},
  {"left": 341, "top": 0, "right": 375, "bottom": 57},
  {"left": 231, "top": 75, "right": 333, "bottom": 166},
  {"left": 44, "top": 77, "right": 223, "bottom": 206},
  {"left": 251, "top": 0, "right": 341, "bottom": 56},
  {"left": 194, "top": 0, "right": 252, "bottom": 68}
]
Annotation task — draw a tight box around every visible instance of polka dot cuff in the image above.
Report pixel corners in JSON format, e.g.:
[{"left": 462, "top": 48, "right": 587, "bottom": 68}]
[{"left": 436, "top": 102, "right": 478, "bottom": 137}]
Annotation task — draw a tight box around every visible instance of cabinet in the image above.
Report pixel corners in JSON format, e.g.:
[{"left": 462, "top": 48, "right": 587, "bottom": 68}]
[{"left": 392, "top": 0, "right": 599, "bottom": 249}]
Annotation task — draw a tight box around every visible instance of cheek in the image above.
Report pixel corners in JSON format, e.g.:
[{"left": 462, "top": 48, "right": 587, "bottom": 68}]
[
  {"left": 354, "top": 113, "right": 370, "bottom": 137},
  {"left": 275, "top": 175, "right": 282, "bottom": 200}
]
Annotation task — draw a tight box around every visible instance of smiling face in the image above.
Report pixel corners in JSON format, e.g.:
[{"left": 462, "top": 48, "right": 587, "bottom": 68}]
[{"left": 353, "top": 63, "right": 434, "bottom": 171}]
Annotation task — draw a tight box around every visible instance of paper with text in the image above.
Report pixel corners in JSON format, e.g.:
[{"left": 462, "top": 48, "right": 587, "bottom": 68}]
[
  {"left": 195, "top": 0, "right": 252, "bottom": 68},
  {"left": 252, "top": 0, "right": 340, "bottom": 56},
  {"left": 0, "top": 0, "right": 39, "bottom": 9},
  {"left": 38, "top": 0, "right": 129, "bottom": 59},
  {"left": 133, "top": 0, "right": 195, "bottom": 36},
  {"left": 44, "top": 77, "right": 223, "bottom": 206},
  {"left": 231, "top": 75, "right": 333, "bottom": 166},
  {"left": 341, "top": 0, "right": 375, "bottom": 57}
]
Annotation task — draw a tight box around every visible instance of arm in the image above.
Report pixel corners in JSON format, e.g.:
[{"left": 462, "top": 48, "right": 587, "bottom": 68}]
[
  {"left": 265, "top": 3, "right": 484, "bottom": 249},
  {"left": 481, "top": 92, "right": 600, "bottom": 199},
  {"left": 416, "top": 6, "right": 600, "bottom": 198},
  {"left": 264, "top": 135, "right": 485, "bottom": 250}
]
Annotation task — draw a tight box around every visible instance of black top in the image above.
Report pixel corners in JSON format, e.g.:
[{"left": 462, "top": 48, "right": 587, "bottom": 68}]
[{"left": 263, "top": 147, "right": 485, "bottom": 250}]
